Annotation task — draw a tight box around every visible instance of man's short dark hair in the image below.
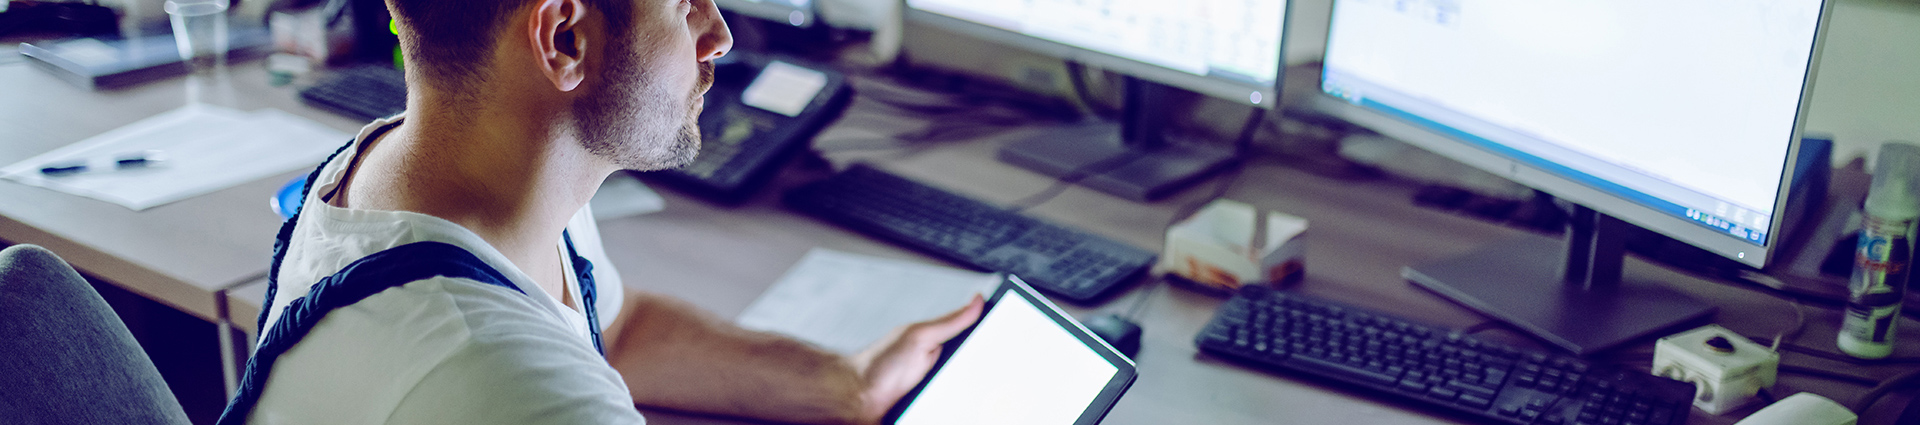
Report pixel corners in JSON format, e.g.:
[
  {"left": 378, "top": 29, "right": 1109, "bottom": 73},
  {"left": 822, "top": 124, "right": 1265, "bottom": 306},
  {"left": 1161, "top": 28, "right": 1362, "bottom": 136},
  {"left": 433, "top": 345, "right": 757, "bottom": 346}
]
[{"left": 386, "top": 0, "right": 635, "bottom": 89}]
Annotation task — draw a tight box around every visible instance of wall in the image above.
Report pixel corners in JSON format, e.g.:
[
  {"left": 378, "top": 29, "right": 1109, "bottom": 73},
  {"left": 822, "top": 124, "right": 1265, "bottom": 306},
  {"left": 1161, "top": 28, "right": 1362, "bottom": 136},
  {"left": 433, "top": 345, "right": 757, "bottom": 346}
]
[{"left": 1802, "top": 0, "right": 1920, "bottom": 168}]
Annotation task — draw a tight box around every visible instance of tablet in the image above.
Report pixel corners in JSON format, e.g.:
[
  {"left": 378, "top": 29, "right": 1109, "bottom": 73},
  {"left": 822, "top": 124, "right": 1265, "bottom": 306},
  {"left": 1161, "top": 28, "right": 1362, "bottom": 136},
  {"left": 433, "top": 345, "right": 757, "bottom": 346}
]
[{"left": 884, "top": 275, "right": 1137, "bottom": 425}]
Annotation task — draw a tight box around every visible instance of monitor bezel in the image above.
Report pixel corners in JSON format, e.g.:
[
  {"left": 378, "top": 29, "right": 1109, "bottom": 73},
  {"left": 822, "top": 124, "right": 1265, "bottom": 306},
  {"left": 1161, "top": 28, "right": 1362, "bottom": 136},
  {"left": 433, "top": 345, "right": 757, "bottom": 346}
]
[
  {"left": 903, "top": 2, "right": 1291, "bottom": 110},
  {"left": 1306, "top": 0, "right": 1837, "bottom": 269},
  {"left": 882, "top": 275, "right": 1137, "bottom": 425}
]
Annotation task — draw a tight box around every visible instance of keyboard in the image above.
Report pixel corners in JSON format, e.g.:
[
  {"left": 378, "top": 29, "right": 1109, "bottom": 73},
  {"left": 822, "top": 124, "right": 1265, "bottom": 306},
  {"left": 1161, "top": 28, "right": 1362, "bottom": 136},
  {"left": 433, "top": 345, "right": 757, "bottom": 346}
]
[
  {"left": 783, "top": 164, "right": 1156, "bottom": 303},
  {"left": 1197, "top": 285, "right": 1695, "bottom": 425},
  {"left": 299, "top": 65, "right": 407, "bottom": 121}
]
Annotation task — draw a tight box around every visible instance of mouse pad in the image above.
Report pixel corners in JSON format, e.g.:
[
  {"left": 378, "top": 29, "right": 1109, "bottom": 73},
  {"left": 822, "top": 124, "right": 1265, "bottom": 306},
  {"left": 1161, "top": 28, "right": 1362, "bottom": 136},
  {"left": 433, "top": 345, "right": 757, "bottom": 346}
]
[{"left": 885, "top": 276, "right": 1137, "bottom": 425}]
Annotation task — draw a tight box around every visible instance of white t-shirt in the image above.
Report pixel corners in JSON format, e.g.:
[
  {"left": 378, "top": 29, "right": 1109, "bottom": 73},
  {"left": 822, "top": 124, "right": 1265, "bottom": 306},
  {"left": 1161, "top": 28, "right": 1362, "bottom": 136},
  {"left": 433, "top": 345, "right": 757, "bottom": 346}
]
[{"left": 249, "top": 115, "right": 646, "bottom": 424}]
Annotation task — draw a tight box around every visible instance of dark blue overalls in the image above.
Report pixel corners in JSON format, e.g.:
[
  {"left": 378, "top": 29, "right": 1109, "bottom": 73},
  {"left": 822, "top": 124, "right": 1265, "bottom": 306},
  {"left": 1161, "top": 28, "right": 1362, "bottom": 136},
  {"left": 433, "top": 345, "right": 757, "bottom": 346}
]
[{"left": 215, "top": 124, "right": 605, "bottom": 425}]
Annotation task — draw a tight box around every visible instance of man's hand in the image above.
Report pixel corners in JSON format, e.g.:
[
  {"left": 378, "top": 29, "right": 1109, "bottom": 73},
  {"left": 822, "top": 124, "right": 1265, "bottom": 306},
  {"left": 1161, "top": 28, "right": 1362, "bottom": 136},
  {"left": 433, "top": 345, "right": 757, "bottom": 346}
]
[
  {"left": 605, "top": 291, "right": 984, "bottom": 425},
  {"left": 847, "top": 295, "right": 987, "bottom": 424}
]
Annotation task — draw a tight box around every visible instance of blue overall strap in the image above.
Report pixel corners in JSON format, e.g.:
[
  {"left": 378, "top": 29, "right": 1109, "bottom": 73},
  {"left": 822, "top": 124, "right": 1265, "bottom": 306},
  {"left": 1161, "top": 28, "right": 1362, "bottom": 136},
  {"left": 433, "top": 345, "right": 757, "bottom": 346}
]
[
  {"left": 259, "top": 138, "right": 360, "bottom": 335},
  {"left": 215, "top": 241, "right": 519, "bottom": 425},
  {"left": 562, "top": 230, "right": 605, "bottom": 356}
]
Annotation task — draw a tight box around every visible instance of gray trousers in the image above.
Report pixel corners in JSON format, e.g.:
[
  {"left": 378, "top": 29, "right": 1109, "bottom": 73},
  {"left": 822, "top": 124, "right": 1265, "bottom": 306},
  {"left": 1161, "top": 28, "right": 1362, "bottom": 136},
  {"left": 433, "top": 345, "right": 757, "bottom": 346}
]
[{"left": 0, "top": 244, "right": 192, "bottom": 424}]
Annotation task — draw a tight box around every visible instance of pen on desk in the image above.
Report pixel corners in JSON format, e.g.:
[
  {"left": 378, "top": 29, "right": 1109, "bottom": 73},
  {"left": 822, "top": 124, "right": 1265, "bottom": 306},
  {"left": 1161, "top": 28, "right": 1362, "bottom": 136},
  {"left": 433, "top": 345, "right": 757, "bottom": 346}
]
[{"left": 39, "top": 150, "right": 167, "bottom": 177}]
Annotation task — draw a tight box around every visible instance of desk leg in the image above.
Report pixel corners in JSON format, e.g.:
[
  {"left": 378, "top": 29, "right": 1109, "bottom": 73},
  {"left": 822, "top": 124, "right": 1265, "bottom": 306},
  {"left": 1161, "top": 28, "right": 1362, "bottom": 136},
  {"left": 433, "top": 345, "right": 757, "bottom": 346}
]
[{"left": 215, "top": 290, "right": 239, "bottom": 398}]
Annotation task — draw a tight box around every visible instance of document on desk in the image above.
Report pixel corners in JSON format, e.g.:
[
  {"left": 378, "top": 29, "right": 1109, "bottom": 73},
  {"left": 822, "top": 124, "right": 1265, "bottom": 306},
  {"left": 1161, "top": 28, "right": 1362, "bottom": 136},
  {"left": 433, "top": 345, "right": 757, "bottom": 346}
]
[
  {"left": 737, "top": 248, "right": 999, "bottom": 355},
  {"left": 0, "top": 105, "right": 348, "bottom": 211}
]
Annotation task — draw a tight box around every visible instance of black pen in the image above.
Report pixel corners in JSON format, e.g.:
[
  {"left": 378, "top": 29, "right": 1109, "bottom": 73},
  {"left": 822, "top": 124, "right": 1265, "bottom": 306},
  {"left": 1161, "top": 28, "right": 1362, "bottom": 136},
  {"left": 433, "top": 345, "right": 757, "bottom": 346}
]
[{"left": 39, "top": 151, "right": 167, "bottom": 177}]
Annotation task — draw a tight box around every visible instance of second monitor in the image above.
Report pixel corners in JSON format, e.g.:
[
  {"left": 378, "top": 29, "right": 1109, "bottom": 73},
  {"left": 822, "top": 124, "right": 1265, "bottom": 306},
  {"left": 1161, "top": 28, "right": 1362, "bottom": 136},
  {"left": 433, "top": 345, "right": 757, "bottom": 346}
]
[{"left": 906, "top": 0, "right": 1292, "bottom": 201}]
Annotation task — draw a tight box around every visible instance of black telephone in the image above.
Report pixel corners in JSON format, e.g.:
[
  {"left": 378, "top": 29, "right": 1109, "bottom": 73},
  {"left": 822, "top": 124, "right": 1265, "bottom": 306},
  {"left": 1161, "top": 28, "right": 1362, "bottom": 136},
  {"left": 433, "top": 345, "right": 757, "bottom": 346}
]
[{"left": 635, "top": 52, "right": 851, "bottom": 204}]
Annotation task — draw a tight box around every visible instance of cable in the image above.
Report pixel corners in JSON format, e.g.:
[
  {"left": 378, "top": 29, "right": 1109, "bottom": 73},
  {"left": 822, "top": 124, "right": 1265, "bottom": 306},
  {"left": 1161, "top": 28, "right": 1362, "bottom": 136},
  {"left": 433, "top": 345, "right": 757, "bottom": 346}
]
[
  {"left": 856, "top": 71, "right": 1081, "bottom": 124},
  {"left": 1768, "top": 340, "right": 1920, "bottom": 366},
  {"left": 1771, "top": 297, "right": 1808, "bottom": 352},
  {"left": 1852, "top": 369, "right": 1920, "bottom": 414},
  {"left": 1778, "top": 365, "right": 1882, "bottom": 387},
  {"left": 1118, "top": 107, "right": 1269, "bottom": 321},
  {"left": 1065, "top": 61, "right": 1119, "bottom": 118},
  {"left": 1702, "top": 264, "right": 1920, "bottom": 325},
  {"left": 1008, "top": 92, "right": 1270, "bottom": 213},
  {"left": 812, "top": 111, "right": 1036, "bottom": 155},
  {"left": 1004, "top": 152, "right": 1143, "bottom": 212},
  {"left": 1161, "top": 107, "right": 1268, "bottom": 220},
  {"left": 1523, "top": 392, "right": 1568, "bottom": 425},
  {"left": 1122, "top": 275, "right": 1168, "bottom": 322}
]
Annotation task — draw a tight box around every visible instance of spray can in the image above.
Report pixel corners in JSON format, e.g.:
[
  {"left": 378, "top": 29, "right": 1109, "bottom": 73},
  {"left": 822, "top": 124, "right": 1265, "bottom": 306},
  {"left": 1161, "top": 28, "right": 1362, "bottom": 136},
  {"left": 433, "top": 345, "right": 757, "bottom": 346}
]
[{"left": 1839, "top": 143, "right": 1919, "bottom": 359}]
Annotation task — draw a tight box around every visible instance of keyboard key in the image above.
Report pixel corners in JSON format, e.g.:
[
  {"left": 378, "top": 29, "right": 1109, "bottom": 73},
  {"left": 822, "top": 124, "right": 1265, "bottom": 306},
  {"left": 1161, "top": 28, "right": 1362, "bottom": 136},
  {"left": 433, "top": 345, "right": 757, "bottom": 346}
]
[
  {"left": 786, "top": 165, "right": 1156, "bottom": 303},
  {"left": 1287, "top": 355, "right": 1398, "bottom": 386}
]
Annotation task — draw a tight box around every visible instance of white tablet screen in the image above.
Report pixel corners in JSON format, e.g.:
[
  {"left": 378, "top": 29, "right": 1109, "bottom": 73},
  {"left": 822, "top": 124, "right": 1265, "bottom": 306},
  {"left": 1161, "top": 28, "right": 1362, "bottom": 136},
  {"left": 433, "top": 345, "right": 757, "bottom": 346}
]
[{"left": 893, "top": 291, "right": 1120, "bottom": 425}]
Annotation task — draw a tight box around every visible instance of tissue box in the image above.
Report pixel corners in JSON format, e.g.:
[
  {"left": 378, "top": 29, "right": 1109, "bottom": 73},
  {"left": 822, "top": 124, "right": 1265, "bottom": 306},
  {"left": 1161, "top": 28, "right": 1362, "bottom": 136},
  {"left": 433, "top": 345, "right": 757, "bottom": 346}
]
[
  {"left": 1652, "top": 325, "right": 1779, "bottom": 415},
  {"left": 1157, "top": 199, "right": 1307, "bottom": 293}
]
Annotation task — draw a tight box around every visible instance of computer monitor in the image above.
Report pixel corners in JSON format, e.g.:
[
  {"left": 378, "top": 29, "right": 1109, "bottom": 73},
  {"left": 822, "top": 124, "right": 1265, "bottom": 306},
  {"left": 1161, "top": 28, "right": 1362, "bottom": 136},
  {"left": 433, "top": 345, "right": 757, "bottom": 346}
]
[
  {"left": 716, "top": 0, "right": 816, "bottom": 28},
  {"left": 1309, "top": 0, "right": 1836, "bottom": 354},
  {"left": 906, "top": 0, "right": 1291, "bottom": 201}
]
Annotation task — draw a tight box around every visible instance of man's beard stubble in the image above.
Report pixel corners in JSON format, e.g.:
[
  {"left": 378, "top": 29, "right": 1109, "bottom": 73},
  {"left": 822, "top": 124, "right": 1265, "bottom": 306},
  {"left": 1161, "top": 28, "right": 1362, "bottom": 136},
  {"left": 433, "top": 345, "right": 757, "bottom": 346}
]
[{"left": 573, "top": 47, "right": 714, "bottom": 172}]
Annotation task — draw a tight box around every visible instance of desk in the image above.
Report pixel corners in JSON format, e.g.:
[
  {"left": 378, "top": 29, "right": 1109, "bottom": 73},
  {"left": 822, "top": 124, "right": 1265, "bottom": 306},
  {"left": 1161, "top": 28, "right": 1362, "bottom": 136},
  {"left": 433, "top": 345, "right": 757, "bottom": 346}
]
[
  {"left": 9, "top": 58, "right": 1914, "bottom": 424},
  {"left": 231, "top": 76, "right": 1919, "bottom": 423},
  {"left": 608, "top": 133, "right": 1917, "bottom": 424},
  {"left": 0, "top": 61, "right": 363, "bottom": 323}
]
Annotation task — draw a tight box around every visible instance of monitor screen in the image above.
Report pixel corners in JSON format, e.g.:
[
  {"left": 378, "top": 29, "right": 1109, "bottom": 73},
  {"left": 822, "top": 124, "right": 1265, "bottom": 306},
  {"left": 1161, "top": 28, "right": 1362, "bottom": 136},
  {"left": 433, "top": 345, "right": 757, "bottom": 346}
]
[
  {"left": 893, "top": 288, "right": 1120, "bottom": 425},
  {"left": 908, "top": 0, "right": 1288, "bottom": 106},
  {"left": 1320, "top": 0, "right": 1825, "bottom": 256}
]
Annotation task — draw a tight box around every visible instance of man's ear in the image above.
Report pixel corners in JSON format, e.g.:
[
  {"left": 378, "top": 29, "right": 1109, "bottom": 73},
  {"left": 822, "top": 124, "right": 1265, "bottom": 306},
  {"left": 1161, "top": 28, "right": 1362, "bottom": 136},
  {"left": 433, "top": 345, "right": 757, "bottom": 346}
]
[{"left": 527, "top": 0, "right": 590, "bottom": 92}]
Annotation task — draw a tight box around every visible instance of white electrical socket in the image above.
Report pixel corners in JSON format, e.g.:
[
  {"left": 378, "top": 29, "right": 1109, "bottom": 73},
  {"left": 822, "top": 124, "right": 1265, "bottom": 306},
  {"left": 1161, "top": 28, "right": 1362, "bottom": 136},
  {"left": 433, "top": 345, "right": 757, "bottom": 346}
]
[{"left": 1652, "top": 325, "right": 1780, "bottom": 415}]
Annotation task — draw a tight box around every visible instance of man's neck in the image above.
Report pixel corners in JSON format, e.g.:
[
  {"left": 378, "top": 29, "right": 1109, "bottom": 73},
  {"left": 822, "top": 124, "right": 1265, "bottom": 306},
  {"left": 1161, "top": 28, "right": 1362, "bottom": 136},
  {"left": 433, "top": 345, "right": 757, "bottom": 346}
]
[{"left": 338, "top": 105, "right": 614, "bottom": 299}]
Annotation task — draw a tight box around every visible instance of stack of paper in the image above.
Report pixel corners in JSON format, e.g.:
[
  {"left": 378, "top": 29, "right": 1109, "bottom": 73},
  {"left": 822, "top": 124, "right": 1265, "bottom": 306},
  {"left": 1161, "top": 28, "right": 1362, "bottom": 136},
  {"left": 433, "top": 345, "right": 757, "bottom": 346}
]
[
  {"left": 737, "top": 249, "right": 998, "bottom": 355},
  {"left": 0, "top": 105, "right": 349, "bottom": 211}
]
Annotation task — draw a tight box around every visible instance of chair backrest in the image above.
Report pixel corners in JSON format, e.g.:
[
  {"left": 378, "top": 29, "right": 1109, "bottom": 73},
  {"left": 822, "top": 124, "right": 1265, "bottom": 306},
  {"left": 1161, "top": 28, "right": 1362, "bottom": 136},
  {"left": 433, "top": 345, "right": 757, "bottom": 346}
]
[{"left": 0, "top": 244, "right": 192, "bottom": 424}]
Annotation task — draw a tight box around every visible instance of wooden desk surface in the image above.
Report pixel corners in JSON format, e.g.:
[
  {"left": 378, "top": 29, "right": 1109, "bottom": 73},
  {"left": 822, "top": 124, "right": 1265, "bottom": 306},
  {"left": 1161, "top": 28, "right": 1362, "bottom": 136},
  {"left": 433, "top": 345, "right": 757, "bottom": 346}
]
[{"left": 0, "top": 61, "right": 365, "bottom": 322}]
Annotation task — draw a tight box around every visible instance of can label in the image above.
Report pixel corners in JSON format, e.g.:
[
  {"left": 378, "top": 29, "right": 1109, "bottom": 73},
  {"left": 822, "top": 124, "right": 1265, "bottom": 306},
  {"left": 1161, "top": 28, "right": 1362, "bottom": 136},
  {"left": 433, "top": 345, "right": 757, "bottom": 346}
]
[{"left": 1844, "top": 216, "right": 1914, "bottom": 344}]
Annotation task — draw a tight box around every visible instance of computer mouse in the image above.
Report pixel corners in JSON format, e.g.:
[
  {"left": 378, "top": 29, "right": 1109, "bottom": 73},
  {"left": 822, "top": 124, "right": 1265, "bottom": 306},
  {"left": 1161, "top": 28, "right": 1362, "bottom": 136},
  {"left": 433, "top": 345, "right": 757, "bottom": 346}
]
[
  {"left": 1732, "top": 392, "right": 1855, "bottom": 425},
  {"left": 1083, "top": 314, "right": 1142, "bottom": 358}
]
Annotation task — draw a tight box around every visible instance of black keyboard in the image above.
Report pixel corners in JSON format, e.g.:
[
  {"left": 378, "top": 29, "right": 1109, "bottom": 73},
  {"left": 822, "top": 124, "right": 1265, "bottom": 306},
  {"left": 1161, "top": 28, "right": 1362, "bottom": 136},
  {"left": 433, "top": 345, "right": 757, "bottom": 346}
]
[
  {"left": 783, "top": 164, "right": 1155, "bottom": 303},
  {"left": 1197, "top": 286, "right": 1694, "bottom": 425},
  {"left": 299, "top": 65, "right": 407, "bottom": 121}
]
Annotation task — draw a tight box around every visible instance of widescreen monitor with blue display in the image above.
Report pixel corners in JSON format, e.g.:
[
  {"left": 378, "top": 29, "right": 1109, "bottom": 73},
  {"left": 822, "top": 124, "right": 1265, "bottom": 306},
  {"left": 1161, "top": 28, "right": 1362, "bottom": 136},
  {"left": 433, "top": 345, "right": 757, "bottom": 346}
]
[{"left": 1311, "top": 0, "right": 1835, "bottom": 354}]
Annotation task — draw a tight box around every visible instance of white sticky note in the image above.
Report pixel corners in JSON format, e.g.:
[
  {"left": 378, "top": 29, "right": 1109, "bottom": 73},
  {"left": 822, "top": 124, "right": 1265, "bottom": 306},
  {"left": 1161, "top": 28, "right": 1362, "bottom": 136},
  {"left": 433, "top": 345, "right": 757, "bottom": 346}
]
[{"left": 739, "top": 61, "right": 829, "bottom": 117}]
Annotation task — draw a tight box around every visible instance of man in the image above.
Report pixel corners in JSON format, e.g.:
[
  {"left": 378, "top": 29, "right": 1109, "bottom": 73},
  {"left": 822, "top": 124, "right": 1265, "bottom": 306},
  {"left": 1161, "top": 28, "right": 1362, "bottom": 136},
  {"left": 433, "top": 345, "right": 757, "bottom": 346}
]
[{"left": 242, "top": 0, "right": 983, "bottom": 423}]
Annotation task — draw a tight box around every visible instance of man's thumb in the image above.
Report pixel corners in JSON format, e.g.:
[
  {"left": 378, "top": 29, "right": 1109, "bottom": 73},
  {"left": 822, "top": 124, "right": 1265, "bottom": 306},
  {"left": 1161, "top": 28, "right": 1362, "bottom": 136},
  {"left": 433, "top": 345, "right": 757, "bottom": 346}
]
[{"left": 914, "top": 295, "right": 985, "bottom": 343}]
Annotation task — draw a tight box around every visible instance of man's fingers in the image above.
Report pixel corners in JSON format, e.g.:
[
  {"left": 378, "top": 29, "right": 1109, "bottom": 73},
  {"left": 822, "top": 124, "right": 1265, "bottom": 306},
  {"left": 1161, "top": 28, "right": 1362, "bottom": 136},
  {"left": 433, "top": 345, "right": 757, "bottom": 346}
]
[{"left": 909, "top": 295, "right": 985, "bottom": 345}]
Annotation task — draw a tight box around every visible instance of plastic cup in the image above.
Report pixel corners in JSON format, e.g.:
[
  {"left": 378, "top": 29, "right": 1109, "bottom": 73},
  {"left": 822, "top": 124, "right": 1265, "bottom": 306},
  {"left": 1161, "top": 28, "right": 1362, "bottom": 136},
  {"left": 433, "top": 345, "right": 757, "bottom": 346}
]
[
  {"left": 165, "top": 0, "right": 231, "bottom": 72},
  {"left": 168, "top": 0, "right": 233, "bottom": 105}
]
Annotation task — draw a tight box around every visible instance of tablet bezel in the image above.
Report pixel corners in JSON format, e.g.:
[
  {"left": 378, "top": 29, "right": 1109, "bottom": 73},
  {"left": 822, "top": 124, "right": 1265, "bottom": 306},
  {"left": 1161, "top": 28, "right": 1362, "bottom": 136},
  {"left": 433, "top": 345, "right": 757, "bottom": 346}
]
[{"left": 882, "top": 275, "right": 1138, "bottom": 425}]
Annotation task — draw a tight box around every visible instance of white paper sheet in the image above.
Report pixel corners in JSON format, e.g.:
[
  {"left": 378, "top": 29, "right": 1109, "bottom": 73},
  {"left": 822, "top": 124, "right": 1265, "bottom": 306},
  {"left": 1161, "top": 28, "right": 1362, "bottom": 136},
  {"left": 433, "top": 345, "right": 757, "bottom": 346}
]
[
  {"left": 0, "top": 105, "right": 349, "bottom": 211},
  {"left": 736, "top": 248, "right": 999, "bottom": 356}
]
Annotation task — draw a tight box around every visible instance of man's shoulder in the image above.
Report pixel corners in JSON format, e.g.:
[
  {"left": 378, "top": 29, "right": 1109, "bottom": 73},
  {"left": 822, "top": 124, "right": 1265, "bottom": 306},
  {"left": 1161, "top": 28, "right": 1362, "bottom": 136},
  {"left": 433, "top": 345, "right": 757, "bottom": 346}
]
[
  {"left": 250, "top": 277, "right": 618, "bottom": 424},
  {"left": 282, "top": 276, "right": 571, "bottom": 361}
]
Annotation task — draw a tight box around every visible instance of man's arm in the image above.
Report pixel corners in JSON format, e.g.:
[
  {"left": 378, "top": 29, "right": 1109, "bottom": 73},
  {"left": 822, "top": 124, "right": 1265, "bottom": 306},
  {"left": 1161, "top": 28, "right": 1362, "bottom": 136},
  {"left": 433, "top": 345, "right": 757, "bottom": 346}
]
[{"left": 600, "top": 290, "right": 983, "bottom": 425}]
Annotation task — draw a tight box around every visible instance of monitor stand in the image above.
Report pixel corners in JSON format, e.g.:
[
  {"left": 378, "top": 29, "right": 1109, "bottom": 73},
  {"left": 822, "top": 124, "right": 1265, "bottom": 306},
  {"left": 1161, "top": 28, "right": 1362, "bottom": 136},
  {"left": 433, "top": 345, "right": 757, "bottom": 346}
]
[
  {"left": 1404, "top": 207, "right": 1716, "bottom": 356},
  {"left": 997, "top": 77, "right": 1237, "bottom": 202}
]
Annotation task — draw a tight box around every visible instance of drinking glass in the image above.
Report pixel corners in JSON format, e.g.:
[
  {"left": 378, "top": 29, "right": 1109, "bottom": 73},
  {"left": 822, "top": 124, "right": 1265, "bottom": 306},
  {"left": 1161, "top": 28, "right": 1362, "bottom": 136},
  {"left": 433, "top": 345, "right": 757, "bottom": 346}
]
[{"left": 166, "top": 0, "right": 232, "bottom": 105}]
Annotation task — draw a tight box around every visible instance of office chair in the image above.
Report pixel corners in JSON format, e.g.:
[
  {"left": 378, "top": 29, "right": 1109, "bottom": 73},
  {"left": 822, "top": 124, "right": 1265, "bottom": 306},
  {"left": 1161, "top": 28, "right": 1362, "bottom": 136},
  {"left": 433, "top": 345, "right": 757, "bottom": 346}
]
[{"left": 0, "top": 244, "right": 192, "bottom": 424}]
